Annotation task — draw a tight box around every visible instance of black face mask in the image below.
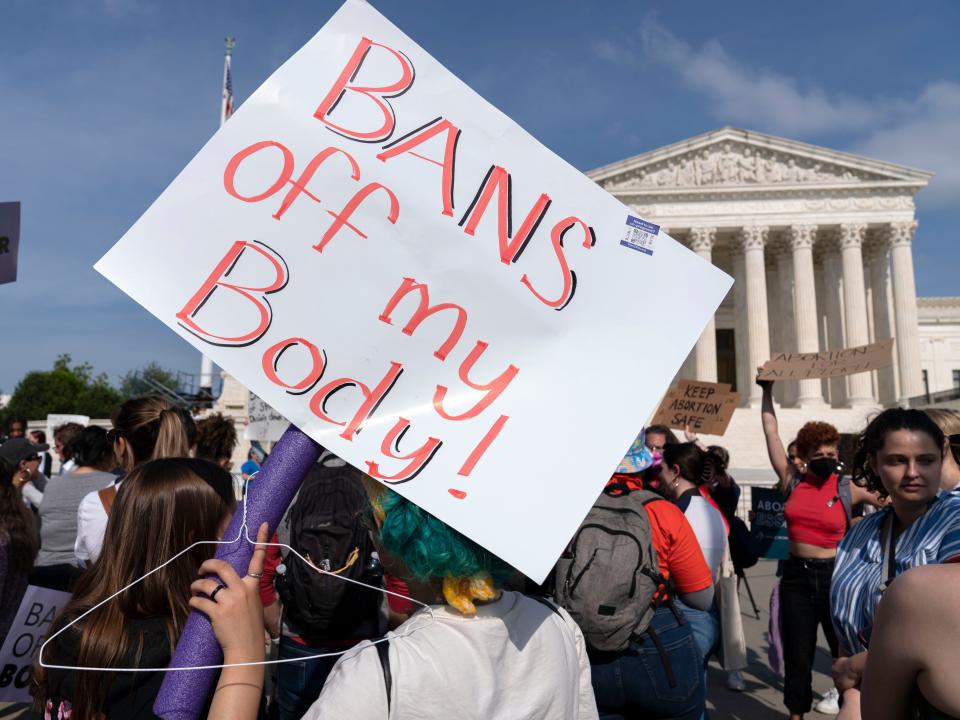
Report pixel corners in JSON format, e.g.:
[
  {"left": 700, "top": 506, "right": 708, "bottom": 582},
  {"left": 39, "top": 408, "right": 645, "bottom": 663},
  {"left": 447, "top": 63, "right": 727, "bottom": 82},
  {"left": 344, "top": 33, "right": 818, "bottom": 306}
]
[{"left": 808, "top": 457, "right": 840, "bottom": 480}]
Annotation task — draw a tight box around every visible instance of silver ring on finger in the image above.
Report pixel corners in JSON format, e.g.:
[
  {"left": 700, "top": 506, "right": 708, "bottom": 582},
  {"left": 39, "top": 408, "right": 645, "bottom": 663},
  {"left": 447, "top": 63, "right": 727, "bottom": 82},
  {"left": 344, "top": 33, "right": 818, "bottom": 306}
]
[
  {"left": 209, "top": 584, "right": 226, "bottom": 602},
  {"left": 247, "top": 572, "right": 263, "bottom": 579}
]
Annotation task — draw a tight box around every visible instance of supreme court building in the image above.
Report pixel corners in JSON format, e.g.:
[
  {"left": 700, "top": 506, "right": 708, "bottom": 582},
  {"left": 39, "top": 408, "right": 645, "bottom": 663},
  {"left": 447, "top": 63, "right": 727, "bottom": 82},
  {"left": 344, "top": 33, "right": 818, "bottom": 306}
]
[
  {"left": 589, "top": 127, "right": 959, "bottom": 463},
  {"left": 215, "top": 127, "right": 959, "bottom": 471}
]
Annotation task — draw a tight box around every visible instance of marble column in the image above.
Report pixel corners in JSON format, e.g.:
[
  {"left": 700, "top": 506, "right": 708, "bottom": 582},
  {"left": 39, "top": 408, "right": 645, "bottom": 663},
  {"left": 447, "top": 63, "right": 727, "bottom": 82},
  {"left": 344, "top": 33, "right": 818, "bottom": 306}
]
[
  {"left": 775, "top": 241, "right": 798, "bottom": 406},
  {"left": 738, "top": 226, "right": 771, "bottom": 406},
  {"left": 821, "top": 234, "right": 848, "bottom": 407},
  {"left": 731, "top": 245, "right": 749, "bottom": 405},
  {"left": 815, "top": 257, "right": 830, "bottom": 403},
  {"left": 888, "top": 221, "right": 924, "bottom": 404},
  {"left": 867, "top": 239, "right": 897, "bottom": 406},
  {"left": 840, "top": 223, "right": 876, "bottom": 405},
  {"left": 789, "top": 225, "right": 825, "bottom": 407},
  {"left": 689, "top": 227, "right": 718, "bottom": 382},
  {"left": 766, "top": 261, "right": 783, "bottom": 405}
]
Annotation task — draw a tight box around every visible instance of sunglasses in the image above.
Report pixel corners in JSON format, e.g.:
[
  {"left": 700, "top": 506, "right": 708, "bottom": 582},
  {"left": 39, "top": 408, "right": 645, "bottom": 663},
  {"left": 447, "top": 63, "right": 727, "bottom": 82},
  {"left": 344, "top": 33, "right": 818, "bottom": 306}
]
[{"left": 23, "top": 454, "right": 39, "bottom": 462}]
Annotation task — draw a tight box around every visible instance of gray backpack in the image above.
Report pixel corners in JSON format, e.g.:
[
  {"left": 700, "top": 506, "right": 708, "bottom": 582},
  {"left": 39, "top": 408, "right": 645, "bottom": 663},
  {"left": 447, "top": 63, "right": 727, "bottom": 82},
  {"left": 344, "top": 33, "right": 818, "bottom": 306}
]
[{"left": 554, "top": 487, "right": 666, "bottom": 652}]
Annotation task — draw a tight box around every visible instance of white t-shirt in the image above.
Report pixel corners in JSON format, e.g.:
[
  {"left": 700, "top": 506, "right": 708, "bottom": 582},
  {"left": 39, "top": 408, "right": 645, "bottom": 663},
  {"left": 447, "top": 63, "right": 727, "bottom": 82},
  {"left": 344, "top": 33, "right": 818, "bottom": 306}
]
[
  {"left": 74, "top": 480, "right": 122, "bottom": 564},
  {"left": 678, "top": 491, "right": 727, "bottom": 581},
  {"left": 304, "top": 591, "right": 598, "bottom": 720}
]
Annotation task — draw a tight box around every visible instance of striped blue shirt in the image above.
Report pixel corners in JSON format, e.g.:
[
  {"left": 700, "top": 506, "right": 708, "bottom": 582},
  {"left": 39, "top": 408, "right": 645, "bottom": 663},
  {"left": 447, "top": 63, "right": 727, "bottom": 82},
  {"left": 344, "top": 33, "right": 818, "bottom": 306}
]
[{"left": 831, "top": 492, "right": 960, "bottom": 654}]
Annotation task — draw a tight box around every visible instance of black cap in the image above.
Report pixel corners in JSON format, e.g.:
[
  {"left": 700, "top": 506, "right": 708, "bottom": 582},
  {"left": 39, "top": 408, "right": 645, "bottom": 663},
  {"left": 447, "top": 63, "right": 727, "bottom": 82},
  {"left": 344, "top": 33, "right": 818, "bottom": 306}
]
[{"left": 0, "top": 437, "right": 49, "bottom": 466}]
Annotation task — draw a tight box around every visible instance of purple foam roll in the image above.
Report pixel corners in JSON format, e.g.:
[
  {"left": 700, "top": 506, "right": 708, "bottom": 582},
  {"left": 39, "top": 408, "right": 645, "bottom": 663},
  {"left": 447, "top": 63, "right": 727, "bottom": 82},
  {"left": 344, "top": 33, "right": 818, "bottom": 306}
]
[{"left": 154, "top": 425, "right": 322, "bottom": 720}]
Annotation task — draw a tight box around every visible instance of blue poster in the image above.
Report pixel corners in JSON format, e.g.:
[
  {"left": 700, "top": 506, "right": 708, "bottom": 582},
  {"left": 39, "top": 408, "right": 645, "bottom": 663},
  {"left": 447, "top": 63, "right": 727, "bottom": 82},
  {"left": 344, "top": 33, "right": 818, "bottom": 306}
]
[{"left": 750, "top": 486, "right": 790, "bottom": 559}]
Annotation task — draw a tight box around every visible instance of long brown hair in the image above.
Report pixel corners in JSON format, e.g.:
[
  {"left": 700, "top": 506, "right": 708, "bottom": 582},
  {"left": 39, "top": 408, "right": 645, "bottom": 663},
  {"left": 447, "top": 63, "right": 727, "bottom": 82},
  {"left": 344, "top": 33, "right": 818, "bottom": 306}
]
[
  {"left": 0, "top": 457, "right": 38, "bottom": 574},
  {"left": 111, "top": 396, "right": 197, "bottom": 471},
  {"left": 33, "top": 458, "right": 235, "bottom": 717}
]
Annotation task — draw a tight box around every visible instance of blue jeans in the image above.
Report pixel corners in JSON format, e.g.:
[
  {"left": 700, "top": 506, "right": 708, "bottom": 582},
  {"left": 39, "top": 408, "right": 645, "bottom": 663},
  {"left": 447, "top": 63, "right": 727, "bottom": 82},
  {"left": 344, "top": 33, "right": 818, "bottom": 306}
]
[
  {"left": 591, "top": 605, "right": 706, "bottom": 720},
  {"left": 675, "top": 602, "right": 719, "bottom": 720},
  {"left": 274, "top": 637, "right": 341, "bottom": 720}
]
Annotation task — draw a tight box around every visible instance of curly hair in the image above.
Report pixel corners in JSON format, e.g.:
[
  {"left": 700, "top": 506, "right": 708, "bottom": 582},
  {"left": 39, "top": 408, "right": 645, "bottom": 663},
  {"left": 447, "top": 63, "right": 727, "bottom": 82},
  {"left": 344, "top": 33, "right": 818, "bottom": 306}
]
[
  {"left": 851, "top": 408, "right": 945, "bottom": 499},
  {"left": 195, "top": 413, "right": 238, "bottom": 464},
  {"left": 794, "top": 421, "right": 840, "bottom": 461}
]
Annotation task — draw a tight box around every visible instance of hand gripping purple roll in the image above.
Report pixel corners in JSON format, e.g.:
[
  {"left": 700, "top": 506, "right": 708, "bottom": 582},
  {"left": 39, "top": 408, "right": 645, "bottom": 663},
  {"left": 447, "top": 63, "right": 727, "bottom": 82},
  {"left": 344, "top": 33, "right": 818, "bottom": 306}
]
[{"left": 154, "top": 426, "right": 322, "bottom": 719}]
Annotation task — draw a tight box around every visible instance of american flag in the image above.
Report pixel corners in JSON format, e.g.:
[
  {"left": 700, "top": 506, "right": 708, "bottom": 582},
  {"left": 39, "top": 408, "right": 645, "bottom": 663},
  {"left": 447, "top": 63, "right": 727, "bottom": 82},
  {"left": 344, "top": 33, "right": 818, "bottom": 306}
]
[{"left": 221, "top": 38, "right": 235, "bottom": 126}]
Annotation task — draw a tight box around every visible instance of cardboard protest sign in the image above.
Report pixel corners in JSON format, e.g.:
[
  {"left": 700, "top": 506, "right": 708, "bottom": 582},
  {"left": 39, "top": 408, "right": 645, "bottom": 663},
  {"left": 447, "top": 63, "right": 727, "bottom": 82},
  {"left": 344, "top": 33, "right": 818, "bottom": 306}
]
[
  {"left": 0, "top": 585, "right": 71, "bottom": 702},
  {"left": 758, "top": 338, "right": 894, "bottom": 381},
  {"left": 749, "top": 487, "right": 789, "bottom": 560},
  {"left": 0, "top": 201, "right": 21, "bottom": 285},
  {"left": 651, "top": 380, "right": 740, "bottom": 436},
  {"left": 94, "top": 0, "right": 732, "bottom": 581},
  {"left": 246, "top": 391, "right": 289, "bottom": 442}
]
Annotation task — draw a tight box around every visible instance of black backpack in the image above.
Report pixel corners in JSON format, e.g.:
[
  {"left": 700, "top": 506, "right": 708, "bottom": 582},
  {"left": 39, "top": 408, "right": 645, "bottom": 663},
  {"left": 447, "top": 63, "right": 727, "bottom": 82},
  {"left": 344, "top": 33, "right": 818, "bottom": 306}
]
[{"left": 275, "top": 462, "right": 381, "bottom": 644}]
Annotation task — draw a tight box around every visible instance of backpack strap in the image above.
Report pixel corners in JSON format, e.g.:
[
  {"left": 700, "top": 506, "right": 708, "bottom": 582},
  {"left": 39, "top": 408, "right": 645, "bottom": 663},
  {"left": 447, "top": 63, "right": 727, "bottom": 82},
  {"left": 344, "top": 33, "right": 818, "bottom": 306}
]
[
  {"left": 837, "top": 474, "right": 853, "bottom": 523},
  {"left": 529, "top": 594, "right": 561, "bottom": 617},
  {"left": 376, "top": 639, "right": 391, "bottom": 716},
  {"left": 98, "top": 485, "right": 117, "bottom": 515}
]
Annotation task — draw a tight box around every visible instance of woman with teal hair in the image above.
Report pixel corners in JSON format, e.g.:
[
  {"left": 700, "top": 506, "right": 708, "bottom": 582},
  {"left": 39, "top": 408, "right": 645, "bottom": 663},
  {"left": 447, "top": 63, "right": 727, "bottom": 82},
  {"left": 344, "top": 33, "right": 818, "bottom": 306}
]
[
  {"left": 200, "top": 480, "right": 598, "bottom": 719},
  {"left": 300, "top": 483, "right": 598, "bottom": 718}
]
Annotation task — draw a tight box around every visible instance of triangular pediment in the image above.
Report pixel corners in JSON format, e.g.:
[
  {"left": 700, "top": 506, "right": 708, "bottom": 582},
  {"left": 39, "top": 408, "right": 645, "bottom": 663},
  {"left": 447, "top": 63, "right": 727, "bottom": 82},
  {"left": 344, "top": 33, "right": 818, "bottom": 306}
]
[{"left": 588, "top": 127, "right": 931, "bottom": 193}]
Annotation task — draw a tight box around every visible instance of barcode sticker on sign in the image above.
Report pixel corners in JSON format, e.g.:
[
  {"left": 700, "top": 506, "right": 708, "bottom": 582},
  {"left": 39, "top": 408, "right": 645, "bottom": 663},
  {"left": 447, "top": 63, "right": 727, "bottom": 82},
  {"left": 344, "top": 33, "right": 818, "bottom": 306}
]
[{"left": 620, "top": 215, "right": 659, "bottom": 256}]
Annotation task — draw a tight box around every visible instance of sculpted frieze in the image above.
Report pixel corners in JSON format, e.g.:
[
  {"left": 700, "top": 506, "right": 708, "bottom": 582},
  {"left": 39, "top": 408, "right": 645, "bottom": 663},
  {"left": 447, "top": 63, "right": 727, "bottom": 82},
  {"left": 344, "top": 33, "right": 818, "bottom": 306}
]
[
  {"left": 602, "top": 141, "right": 889, "bottom": 190},
  {"left": 625, "top": 194, "right": 914, "bottom": 217}
]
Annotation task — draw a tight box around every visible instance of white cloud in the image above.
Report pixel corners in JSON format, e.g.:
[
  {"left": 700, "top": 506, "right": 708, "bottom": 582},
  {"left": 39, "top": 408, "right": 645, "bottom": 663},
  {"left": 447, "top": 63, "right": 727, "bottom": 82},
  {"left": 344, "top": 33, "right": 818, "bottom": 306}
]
[
  {"left": 852, "top": 82, "right": 960, "bottom": 206},
  {"left": 636, "top": 19, "right": 885, "bottom": 135},
  {"left": 593, "top": 18, "right": 960, "bottom": 207}
]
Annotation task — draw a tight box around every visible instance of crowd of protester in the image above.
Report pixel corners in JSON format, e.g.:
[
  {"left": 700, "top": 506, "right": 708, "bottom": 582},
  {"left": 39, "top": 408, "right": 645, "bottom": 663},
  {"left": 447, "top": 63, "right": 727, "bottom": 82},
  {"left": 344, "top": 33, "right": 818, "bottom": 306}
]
[{"left": 1, "top": 385, "right": 960, "bottom": 719}]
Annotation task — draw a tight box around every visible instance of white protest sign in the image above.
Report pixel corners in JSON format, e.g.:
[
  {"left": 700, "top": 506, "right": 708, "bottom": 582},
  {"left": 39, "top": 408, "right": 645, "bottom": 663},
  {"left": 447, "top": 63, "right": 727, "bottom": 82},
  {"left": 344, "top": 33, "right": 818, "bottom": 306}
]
[
  {"left": 0, "top": 585, "right": 71, "bottom": 702},
  {"left": 95, "top": 0, "right": 732, "bottom": 582},
  {"left": 246, "top": 391, "right": 289, "bottom": 442}
]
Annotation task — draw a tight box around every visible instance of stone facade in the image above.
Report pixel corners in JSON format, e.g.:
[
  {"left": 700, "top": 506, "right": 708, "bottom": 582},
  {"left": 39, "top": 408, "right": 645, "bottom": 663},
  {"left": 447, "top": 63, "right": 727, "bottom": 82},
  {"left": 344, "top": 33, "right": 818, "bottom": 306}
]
[
  {"left": 589, "top": 126, "right": 935, "bottom": 410},
  {"left": 919, "top": 297, "right": 960, "bottom": 398}
]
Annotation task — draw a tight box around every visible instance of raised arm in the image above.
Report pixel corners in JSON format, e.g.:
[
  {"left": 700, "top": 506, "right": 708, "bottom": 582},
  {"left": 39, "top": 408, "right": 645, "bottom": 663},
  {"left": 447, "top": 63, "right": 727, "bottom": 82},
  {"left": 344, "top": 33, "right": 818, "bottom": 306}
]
[{"left": 757, "top": 369, "right": 792, "bottom": 493}]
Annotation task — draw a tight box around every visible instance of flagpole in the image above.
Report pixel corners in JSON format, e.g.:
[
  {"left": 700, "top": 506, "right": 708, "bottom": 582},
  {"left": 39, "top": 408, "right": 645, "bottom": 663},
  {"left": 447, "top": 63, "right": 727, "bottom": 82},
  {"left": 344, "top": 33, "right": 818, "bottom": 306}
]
[{"left": 199, "top": 37, "right": 235, "bottom": 403}]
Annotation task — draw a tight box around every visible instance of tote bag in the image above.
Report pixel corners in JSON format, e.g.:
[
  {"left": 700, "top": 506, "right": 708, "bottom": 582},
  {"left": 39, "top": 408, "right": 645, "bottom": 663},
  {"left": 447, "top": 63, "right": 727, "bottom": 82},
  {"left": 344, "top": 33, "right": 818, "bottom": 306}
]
[{"left": 716, "top": 541, "right": 748, "bottom": 671}]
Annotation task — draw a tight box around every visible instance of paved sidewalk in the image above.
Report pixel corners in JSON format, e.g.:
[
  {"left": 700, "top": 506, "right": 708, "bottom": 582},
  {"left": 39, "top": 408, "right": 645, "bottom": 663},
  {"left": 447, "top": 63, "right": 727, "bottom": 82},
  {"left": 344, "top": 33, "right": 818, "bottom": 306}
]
[{"left": 706, "top": 559, "right": 837, "bottom": 719}]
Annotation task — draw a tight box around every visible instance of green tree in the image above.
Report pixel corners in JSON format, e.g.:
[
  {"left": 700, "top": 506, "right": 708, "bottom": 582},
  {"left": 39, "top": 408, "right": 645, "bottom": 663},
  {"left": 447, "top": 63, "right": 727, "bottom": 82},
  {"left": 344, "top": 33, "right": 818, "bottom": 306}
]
[
  {"left": 119, "top": 362, "right": 179, "bottom": 399},
  {"left": 6, "top": 354, "right": 123, "bottom": 419}
]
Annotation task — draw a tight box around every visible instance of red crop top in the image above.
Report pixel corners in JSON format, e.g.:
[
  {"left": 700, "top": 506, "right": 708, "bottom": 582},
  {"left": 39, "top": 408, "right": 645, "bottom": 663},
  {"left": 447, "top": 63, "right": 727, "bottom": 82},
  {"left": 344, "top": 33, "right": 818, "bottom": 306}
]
[{"left": 783, "top": 473, "right": 847, "bottom": 549}]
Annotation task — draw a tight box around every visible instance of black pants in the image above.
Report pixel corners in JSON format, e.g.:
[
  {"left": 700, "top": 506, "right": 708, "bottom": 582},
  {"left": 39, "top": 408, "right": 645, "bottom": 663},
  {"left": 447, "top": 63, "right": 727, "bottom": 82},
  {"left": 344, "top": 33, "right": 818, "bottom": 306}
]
[{"left": 779, "top": 555, "right": 840, "bottom": 715}]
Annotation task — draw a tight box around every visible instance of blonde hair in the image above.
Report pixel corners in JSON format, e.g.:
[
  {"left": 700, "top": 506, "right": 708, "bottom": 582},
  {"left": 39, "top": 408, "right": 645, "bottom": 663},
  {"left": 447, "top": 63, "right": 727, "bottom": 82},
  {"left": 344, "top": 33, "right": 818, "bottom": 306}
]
[
  {"left": 925, "top": 408, "right": 960, "bottom": 437},
  {"left": 360, "top": 475, "right": 507, "bottom": 616},
  {"left": 111, "top": 396, "right": 196, "bottom": 471}
]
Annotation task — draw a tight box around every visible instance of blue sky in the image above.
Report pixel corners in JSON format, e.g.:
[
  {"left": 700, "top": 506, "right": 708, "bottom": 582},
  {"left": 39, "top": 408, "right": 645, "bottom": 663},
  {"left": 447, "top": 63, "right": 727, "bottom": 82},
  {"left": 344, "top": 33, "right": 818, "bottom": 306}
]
[{"left": 2, "top": 0, "right": 958, "bottom": 392}]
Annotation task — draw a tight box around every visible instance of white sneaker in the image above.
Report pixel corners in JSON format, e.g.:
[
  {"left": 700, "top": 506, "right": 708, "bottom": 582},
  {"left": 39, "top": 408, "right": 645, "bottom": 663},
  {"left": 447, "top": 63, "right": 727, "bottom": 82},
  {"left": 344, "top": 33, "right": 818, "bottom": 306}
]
[
  {"left": 814, "top": 687, "right": 840, "bottom": 714},
  {"left": 726, "top": 671, "right": 746, "bottom": 691}
]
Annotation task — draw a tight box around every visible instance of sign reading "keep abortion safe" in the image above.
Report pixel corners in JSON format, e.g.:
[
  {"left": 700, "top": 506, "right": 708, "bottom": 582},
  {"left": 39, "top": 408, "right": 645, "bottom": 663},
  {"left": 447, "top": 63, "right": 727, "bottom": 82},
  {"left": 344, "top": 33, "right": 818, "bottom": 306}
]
[
  {"left": 650, "top": 380, "right": 740, "bottom": 436},
  {"left": 94, "top": 0, "right": 732, "bottom": 581}
]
